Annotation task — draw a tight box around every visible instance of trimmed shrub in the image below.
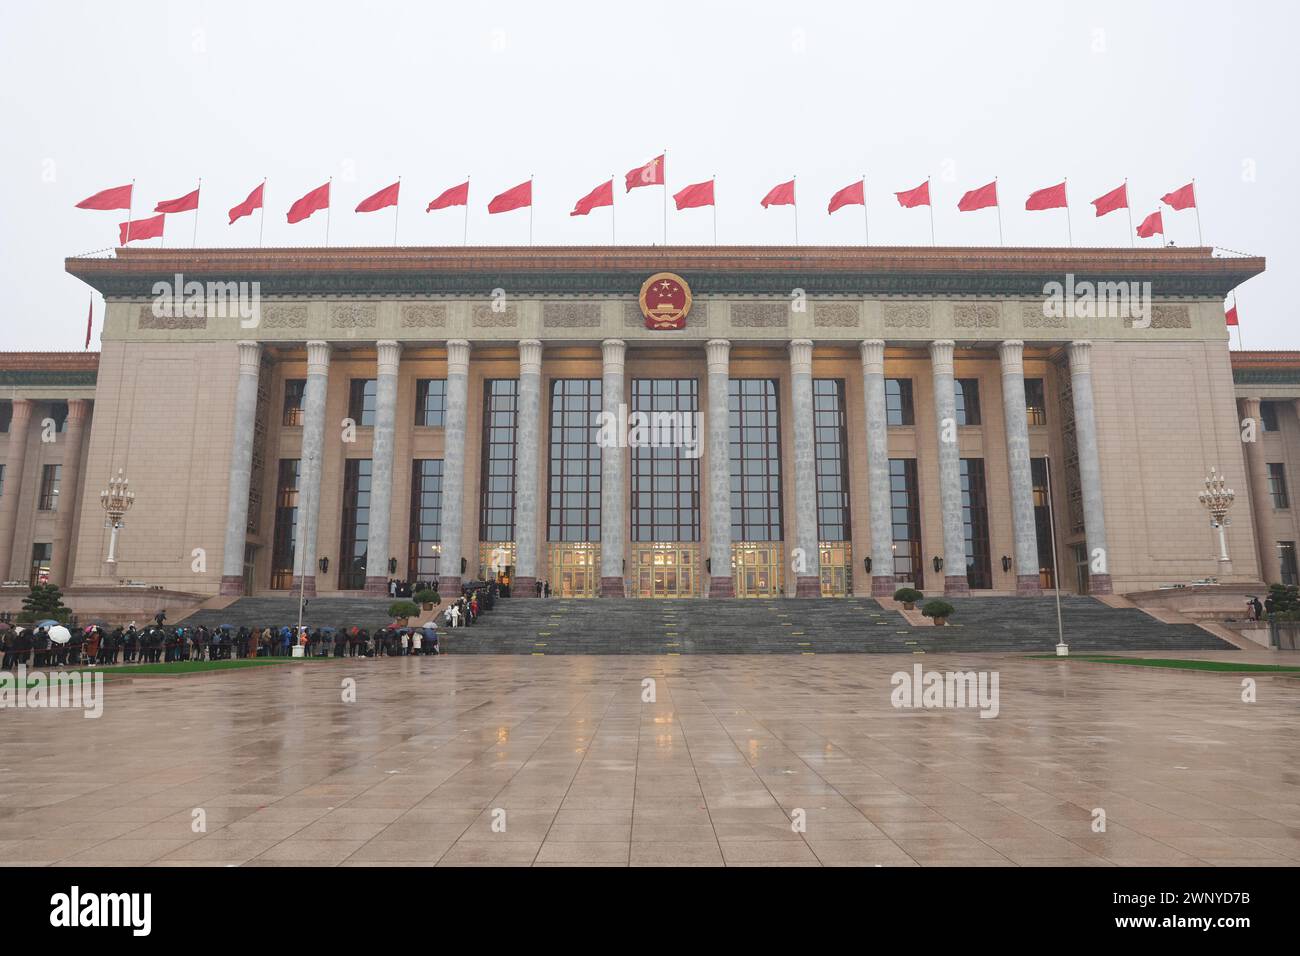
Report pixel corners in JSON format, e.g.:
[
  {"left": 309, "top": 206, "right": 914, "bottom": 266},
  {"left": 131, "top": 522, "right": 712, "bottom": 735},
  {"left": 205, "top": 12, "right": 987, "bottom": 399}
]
[
  {"left": 920, "top": 599, "right": 954, "bottom": 620},
  {"left": 388, "top": 601, "right": 420, "bottom": 620},
  {"left": 414, "top": 589, "right": 439, "bottom": 606},
  {"left": 893, "top": 587, "right": 924, "bottom": 604}
]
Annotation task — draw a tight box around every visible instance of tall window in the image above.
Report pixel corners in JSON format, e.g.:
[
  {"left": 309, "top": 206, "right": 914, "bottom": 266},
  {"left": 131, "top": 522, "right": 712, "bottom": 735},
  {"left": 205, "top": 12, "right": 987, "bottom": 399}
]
[
  {"left": 1268, "top": 463, "right": 1290, "bottom": 509},
  {"left": 960, "top": 458, "right": 992, "bottom": 589},
  {"left": 813, "top": 379, "right": 850, "bottom": 541},
  {"left": 729, "top": 379, "right": 783, "bottom": 542},
  {"left": 338, "top": 459, "right": 372, "bottom": 589},
  {"left": 479, "top": 379, "right": 518, "bottom": 541},
  {"left": 548, "top": 379, "right": 602, "bottom": 542},
  {"left": 889, "top": 459, "right": 923, "bottom": 589},
  {"left": 29, "top": 543, "right": 52, "bottom": 587},
  {"left": 282, "top": 379, "right": 306, "bottom": 426},
  {"left": 1261, "top": 401, "right": 1281, "bottom": 432},
  {"left": 954, "top": 379, "right": 982, "bottom": 426},
  {"left": 408, "top": 459, "right": 443, "bottom": 582},
  {"left": 49, "top": 402, "right": 68, "bottom": 433},
  {"left": 415, "top": 379, "right": 447, "bottom": 427},
  {"left": 885, "top": 378, "right": 914, "bottom": 426},
  {"left": 1031, "top": 457, "right": 1057, "bottom": 589},
  {"left": 0, "top": 464, "right": 5, "bottom": 498},
  {"left": 348, "top": 379, "right": 377, "bottom": 426},
  {"left": 269, "top": 459, "right": 300, "bottom": 589},
  {"left": 1279, "top": 541, "right": 1299, "bottom": 586},
  {"left": 38, "top": 464, "right": 61, "bottom": 511},
  {"left": 631, "top": 378, "right": 700, "bottom": 542},
  {"left": 1025, "top": 378, "right": 1047, "bottom": 426},
  {"left": 0, "top": 401, "right": 11, "bottom": 433}
]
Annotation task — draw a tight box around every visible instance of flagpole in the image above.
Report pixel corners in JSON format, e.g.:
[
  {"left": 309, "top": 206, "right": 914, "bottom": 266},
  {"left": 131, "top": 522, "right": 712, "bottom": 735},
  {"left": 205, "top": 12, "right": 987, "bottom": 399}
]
[
  {"left": 1125, "top": 179, "right": 1134, "bottom": 248},
  {"left": 663, "top": 147, "right": 668, "bottom": 245},
  {"left": 927, "top": 177, "right": 935, "bottom": 246},
  {"left": 125, "top": 178, "right": 135, "bottom": 246},
  {"left": 995, "top": 176, "right": 1004, "bottom": 246},
  {"left": 463, "top": 176, "right": 470, "bottom": 246},
  {"left": 393, "top": 176, "right": 401, "bottom": 246},
  {"left": 862, "top": 175, "right": 869, "bottom": 245},
  {"left": 792, "top": 175, "right": 798, "bottom": 246},
  {"left": 325, "top": 177, "right": 333, "bottom": 246},
  {"left": 1063, "top": 177, "right": 1073, "bottom": 247},
  {"left": 259, "top": 179, "right": 267, "bottom": 248},
  {"left": 610, "top": 175, "right": 616, "bottom": 245},
  {"left": 529, "top": 174, "right": 534, "bottom": 247},
  {"left": 193, "top": 177, "right": 201, "bottom": 246},
  {"left": 1234, "top": 291, "right": 1243, "bottom": 350},
  {"left": 712, "top": 175, "right": 717, "bottom": 246},
  {"left": 1193, "top": 178, "right": 1203, "bottom": 246}
]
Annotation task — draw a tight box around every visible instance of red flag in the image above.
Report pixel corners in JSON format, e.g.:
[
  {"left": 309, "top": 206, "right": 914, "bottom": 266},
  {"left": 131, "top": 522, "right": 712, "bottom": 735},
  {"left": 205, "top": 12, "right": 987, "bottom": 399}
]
[
  {"left": 287, "top": 182, "right": 330, "bottom": 224},
  {"left": 229, "top": 182, "right": 264, "bottom": 224},
  {"left": 895, "top": 180, "right": 930, "bottom": 208},
  {"left": 427, "top": 181, "right": 469, "bottom": 211},
  {"left": 488, "top": 180, "right": 532, "bottom": 214},
  {"left": 760, "top": 179, "right": 796, "bottom": 208},
  {"left": 1136, "top": 210, "right": 1164, "bottom": 238},
  {"left": 1025, "top": 182, "right": 1067, "bottom": 211},
  {"left": 571, "top": 180, "right": 613, "bottom": 217},
  {"left": 673, "top": 180, "right": 714, "bottom": 210},
  {"left": 155, "top": 188, "right": 199, "bottom": 214},
  {"left": 356, "top": 181, "right": 400, "bottom": 213},
  {"left": 76, "top": 183, "right": 133, "bottom": 210},
  {"left": 828, "top": 180, "right": 864, "bottom": 214},
  {"left": 1225, "top": 304, "right": 1239, "bottom": 327},
  {"left": 84, "top": 297, "right": 93, "bottom": 349},
  {"left": 1161, "top": 182, "right": 1196, "bottom": 211},
  {"left": 626, "top": 155, "right": 665, "bottom": 191},
  {"left": 119, "top": 213, "right": 165, "bottom": 245},
  {"left": 958, "top": 180, "right": 998, "bottom": 212},
  {"left": 1091, "top": 183, "right": 1128, "bottom": 217}
]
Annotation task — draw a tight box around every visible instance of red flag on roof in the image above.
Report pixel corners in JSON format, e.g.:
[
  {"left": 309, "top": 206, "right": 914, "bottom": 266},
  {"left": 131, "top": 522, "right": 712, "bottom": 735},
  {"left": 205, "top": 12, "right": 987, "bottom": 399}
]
[
  {"left": 760, "top": 179, "right": 796, "bottom": 208},
  {"left": 1091, "top": 183, "right": 1128, "bottom": 217},
  {"left": 895, "top": 180, "right": 930, "bottom": 208},
  {"left": 229, "top": 182, "right": 264, "bottom": 224},
  {"left": 76, "top": 183, "right": 133, "bottom": 210},
  {"left": 673, "top": 180, "right": 714, "bottom": 210},
  {"left": 155, "top": 188, "right": 199, "bottom": 214},
  {"left": 119, "top": 213, "right": 165, "bottom": 245},
  {"left": 828, "top": 180, "right": 864, "bottom": 214},
  {"left": 287, "top": 182, "right": 330, "bottom": 224},
  {"left": 626, "top": 155, "right": 665, "bottom": 191},
  {"left": 1025, "top": 182, "right": 1067, "bottom": 211},
  {"left": 1136, "top": 210, "right": 1164, "bottom": 238},
  {"left": 488, "top": 180, "right": 531, "bottom": 214},
  {"left": 1161, "top": 182, "right": 1196, "bottom": 210},
  {"left": 427, "top": 181, "right": 469, "bottom": 211},
  {"left": 571, "top": 180, "right": 613, "bottom": 216},
  {"left": 958, "top": 180, "right": 998, "bottom": 212},
  {"left": 356, "top": 181, "right": 400, "bottom": 213},
  {"left": 1225, "top": 303, "right": 1239, "bottom": 327}
]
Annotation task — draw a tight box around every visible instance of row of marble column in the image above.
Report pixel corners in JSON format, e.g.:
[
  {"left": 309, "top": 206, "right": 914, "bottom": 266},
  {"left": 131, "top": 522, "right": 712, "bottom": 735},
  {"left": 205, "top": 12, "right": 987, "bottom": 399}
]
[
  {"left": 218, "top": 337, "right": 1112, "bottom": 598},
  {"left": 0, "top": 398, "right": 90, "bottom": 587},
  {"left": 1238, "top": 396, "right": 1300, "bottom": 586}
]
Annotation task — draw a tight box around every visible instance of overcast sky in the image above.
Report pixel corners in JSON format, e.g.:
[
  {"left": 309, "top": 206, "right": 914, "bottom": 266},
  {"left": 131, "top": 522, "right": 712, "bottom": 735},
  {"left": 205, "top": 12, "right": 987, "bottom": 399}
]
[{"left": 1, "top": 0, "right": 1295, "bottom": 350}]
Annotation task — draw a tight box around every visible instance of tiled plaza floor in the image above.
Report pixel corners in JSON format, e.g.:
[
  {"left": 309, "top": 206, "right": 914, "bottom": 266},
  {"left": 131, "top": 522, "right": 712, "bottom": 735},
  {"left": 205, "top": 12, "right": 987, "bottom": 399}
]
[{"left": 1, "top": 652, "right": 1298, "bottom": 867}]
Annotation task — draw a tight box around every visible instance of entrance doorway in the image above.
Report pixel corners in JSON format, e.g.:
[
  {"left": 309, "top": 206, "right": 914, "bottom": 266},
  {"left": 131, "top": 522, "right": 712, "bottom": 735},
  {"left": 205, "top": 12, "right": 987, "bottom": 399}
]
[
  {"left": 633, "top": 543, "right": 699, "bottom": 598},
  {"left": 732, "top": 542, "right": 784, "bottom": 598},
  {"left": 1070, "top": 542, "right": 1090, "bottom": 594},
  {"left": 548, "top": 543, "right": 598, "bottom": 597}
]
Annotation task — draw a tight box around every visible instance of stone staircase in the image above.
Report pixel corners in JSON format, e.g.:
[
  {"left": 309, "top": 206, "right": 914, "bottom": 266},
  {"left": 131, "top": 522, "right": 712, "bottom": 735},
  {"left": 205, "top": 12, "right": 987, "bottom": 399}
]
[{"left": 178, "top": 596, "right": 398, "bottom": 632}]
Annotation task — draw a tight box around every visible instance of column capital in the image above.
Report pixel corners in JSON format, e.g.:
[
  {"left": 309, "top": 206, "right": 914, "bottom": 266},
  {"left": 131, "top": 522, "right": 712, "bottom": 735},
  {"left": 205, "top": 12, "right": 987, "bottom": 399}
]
[
  {"left": 518, "top": 339, "right": 543, "bottom": 375},
  {"left": 859, "top": 339, "right": 886, "bottom": 374},
  {"left": 236, "top": 340, "right": 262, "bottom": 374},
  {"left": 9, "top": 397, "right": 34, "bottom": 420},
  {"left": 306, "top": 340, "right": 331, "bottom": 375},
  {"left": 788, "top": 339, "right": 813, "bottom": 375},
  {"left": 601, "top": 338, "right": 626, "bottom": 372},
  {"left": 1069, "top": 339, "right": 1093, "bottom": 373},
  {"left": 376, "top": 340, "right": 402, "bottom": 375},
  {"left": 706, "top": 338, "right": 731, "bottom": 373},
  {"left": 998, "top": 339, "right": 1025, "bottom": 374},
  {"left": 65, "top": 398, "right": 91, "bottom": 426},
  {"left": 929, "top": 338, "right": 955, "bottom": 373},
  {"left": 1240, "top": 396, "right": 1262, "bottom": 415},
  {"left": 446, "top": 339, "right": 471, "bottom": 374}
]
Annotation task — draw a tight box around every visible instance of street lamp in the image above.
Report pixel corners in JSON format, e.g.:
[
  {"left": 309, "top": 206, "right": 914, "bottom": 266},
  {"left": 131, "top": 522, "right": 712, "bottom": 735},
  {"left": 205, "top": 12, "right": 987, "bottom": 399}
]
[
  {"left": 1198, "top": 467, "right": 1236, "bottom": 574},
  {"left": 99, "top": 469, "right": 135, "bottom": 565}
]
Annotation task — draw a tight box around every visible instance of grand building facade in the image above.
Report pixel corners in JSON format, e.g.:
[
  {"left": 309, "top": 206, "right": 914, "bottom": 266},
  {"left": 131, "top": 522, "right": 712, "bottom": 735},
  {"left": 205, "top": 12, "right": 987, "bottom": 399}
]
[{"left": 0, "top": 245, "right": 1272, "bottom": 609}]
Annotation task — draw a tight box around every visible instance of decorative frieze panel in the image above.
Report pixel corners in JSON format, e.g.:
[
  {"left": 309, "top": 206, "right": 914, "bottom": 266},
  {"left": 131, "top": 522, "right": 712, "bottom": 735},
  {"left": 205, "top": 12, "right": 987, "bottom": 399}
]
[
  {"left": 400, "top": 303, "right": 447, "bottom": 328},
  {"left": 883, "top": 302, "right": 932, "bottom": 329},
  {"left": 1021, "top": 302, "right": 1069, "bottom": 329},
  {"left": 813, "top": 302, "right": 861, "bottom": 328},
  {"left": 262, "top": 305, "right": 308, "bottom": 329},
  {"left": 472, "top": 302, "right": 518, "bottom": 328},
  {"left": 330, "top": 304, "right": 377, "bottom": 329},
  {"left": 731, "top": 302, "right": 789, "bottom": 328},
  {"left": 543, "top": 301, "right": 601, "bottom": 328},
  {"left": 953, "top": 302, "right": 1001, "bottom": 329},
  {"left": 1137, "top": 305, "right": 1192, "bottom": 329},
  {"left": 138, "top": 305, "right": 206, "bottom": 330}
]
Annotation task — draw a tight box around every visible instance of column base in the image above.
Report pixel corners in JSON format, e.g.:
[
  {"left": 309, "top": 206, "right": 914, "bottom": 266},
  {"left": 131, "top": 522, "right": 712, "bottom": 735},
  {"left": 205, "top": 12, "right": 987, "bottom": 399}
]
[
  {"left": 1088, "top": 573, "right": 1113, "bottom": 595},
  {"left": 438, "top": 575, "right": 463, "bottom": 597},
  {"left": 598, "top": 576, "right": 625, "bottom": 597},
  {"left": 943, "top": 575, "right": 969, "bottom": 596},
  {"left": 871, "top": 575, "right": 897, "bottom": 597},
  {"left": 363, "top": 577, "right": 389, "bottom": 597},
  {"left": 219, "top": 575, "right": 245, "bottom": 597},
  {"left": 513, "top": 576, "right": 538, "bottom": 597},
  {"left": 1015, "top": 575, "right": 1042, "bottom": 596},
  {"left": 794, "top": 576, "right": 821, "bottom": 597},
  {"left": 708, "top": 576, "right": 735, "bottom": 598},
  {"left": 290, "top": 575, "right": 317, "bottom": 598}
]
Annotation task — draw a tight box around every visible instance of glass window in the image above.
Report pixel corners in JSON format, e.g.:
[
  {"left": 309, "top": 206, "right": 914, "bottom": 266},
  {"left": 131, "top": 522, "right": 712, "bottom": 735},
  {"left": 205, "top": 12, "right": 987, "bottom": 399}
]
[
  {"left": 729, "top": 379, "right": 782, "bottom": 542},
  {"left": 955, "top": 379, "right": 982, "bottom": 426},
  {"left": 548, "top": 379, "right": 602, "bottom": 542},
  {"left": 269, "top": 459, "right": 300, "bottom": 589},
  {"left": 338, "top": 459, "right": 372, "bottom": 589},
  {"left": 1279, "top": 541, "right": 1298, "bottom": 586},
  {"left": 38, "top": 464, "right": 61, "bottom": 511},
  {"left": 1261, "top": 401, "right": 1281, "bottom": 432},
  {"left": 282, "top": 379, "right": 306, "bottom": 426},
  {"left": 48, "top": 402, "right": 68, "bottom": 433},
  {"left": 0, "top": 464, "right": 5, "bottom": 499},
  {"left": 348, "top": 379, "right": 377, "bottom": 427},
  {"left": 1268, "top": 463, "right": 1290, "bottom": 509},
  {"left": 889, "top": 458, "right": 923, "bottom": 589},
  {"left": 631, "top": 378, "right": 700, "bottom": 542},
  {"left": 415, "top": 379, "right": 447, "bottom": 427},
  {"left": 885, "top": 378, "right": 914, "bottom": 426},
  {"left": 409, "top": 459, "right": 443, "bottom": 581},
  {"left": 1031, "top": 457, "right": 1057, "bottom": 589},
  {"left": 1025, "top": 378, "right": 1047, "bottom": 426},
  {"left": 960, "top": 458, "right": 992, "bottom": 588},
  {"left": 813, "top": 379, "right": 850, "bottom": 542},
  {"left": 479, "top": 380, "right": 518, "bottom": 541},
  {"left": 0, "top": 401, "right": 11, "bottom": 433},
  {"left": 29, "top": 543, "right": 52, "bottom": 587}
]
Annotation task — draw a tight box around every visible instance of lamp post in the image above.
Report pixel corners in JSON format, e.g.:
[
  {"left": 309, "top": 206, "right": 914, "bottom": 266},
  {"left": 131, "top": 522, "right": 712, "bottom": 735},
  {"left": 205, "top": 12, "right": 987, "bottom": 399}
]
[
  {"left": 99, "top": 469, "right": 135, "bottom": 566},
  {"left": 1198, "top": 467, "right": 1236, "bottom": 575}
]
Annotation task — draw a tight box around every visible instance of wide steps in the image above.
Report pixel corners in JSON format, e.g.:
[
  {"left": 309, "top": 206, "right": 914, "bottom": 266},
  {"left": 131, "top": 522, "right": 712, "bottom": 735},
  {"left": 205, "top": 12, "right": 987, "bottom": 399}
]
[{"left": 180, "top": 596, "right": 397, "bottom": 632}]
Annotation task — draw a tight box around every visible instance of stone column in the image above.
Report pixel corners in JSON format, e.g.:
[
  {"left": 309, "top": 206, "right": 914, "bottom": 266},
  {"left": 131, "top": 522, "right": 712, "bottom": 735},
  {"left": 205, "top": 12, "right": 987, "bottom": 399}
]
[
  {"left": 364, "top": 340, "right": 402, "bottom": 595},
  {"left": 293, "top": 340, "right": 330, "bottom": 598},
  {"left": 930, "top": 339, "right": 969, "bottom": 595},
  {"left": 789, "top": 339, "right": 821, "bottom": 596},
  {"left": 513, "top": 339, "right": 543, "bottom": 597},
  {"left": 706, "top": 338, "right": 735, "bottom": 598},
  {"left": 1069, "top": 340, "right": 1112, "bottom": 594},
  {"left": 598, "top": 339, "right": 626, "bottom": 596},
  {"left": 217, "top": 342, "right": 261, "bottom": 596},
  {"left": 998, "top": 340, "right": 1041, "bottom": 595},
  {"left": 50, "top": 399, "right": 90, "bottom": 588},
  {"left": 0, "top": 399, "right": 34, "bottom": 583},
  {"left": 438, "top": 339, "right": 471, "bottom": 597},
  {"left": 1241, "top": 397, "right": 1278, "bottom": 583},
  {"left": 860, "top": 340, "right": 895, "bottom": 596}
]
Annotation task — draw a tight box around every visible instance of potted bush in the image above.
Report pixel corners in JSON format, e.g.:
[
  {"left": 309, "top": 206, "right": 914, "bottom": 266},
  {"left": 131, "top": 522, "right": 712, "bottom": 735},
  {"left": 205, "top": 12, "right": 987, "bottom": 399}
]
[
  {"left": 921, "top": 599, "right": 954, "bottom": 626},
  {"left": 893, "top": 587, "right": 923, "bottom": 610},
  {"left": 388, "top": 600, "right": 420, "bottom": 624},
  {"left": 414, "top": 588, "right": 439, "bottom": 611}
]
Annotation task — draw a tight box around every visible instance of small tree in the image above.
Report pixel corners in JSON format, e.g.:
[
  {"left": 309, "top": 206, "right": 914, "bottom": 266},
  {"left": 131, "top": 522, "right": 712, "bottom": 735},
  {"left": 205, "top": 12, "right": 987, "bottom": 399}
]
[
  {"left": 414, "top": 588, "right": 439, "bottom": 608},
  {"left": 19, "top": 584, "right": 72, "bottom": 624},
  {"left": 921, "top": 599, "right": 954, "bottom": 624},
  {"left": 389, "top": 601, "right": 420, "bottom": 622},
  {"left": 893, "top": 587, "right": 923, "bottom": 608}
]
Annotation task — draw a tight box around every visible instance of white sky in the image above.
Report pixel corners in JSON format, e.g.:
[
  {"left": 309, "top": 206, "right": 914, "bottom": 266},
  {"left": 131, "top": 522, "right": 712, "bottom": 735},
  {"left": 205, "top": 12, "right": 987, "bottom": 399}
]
[{"left": 1, "top": 0, "right": 1295, "bottom": 349}]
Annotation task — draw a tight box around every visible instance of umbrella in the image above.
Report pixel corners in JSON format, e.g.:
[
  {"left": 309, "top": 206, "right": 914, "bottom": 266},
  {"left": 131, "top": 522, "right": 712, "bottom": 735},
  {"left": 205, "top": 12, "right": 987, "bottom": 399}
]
[
  {"left": 349, "top": 627, "right": 360, "bottom": 636},
  {"left": 321, "top": 626, "right": 337, "bottom": 633},
  {"left": 37, "top": 619, "right": 60, "bottom": 627},
  {"left": 48, "top": 625, "right": 72, "bottom": 645},
  {"left": 0, "top": 622, "right": 10, "bottom": 632},
  {"left": 218, "top": 623, "right": 234, "bottom": 630}
]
